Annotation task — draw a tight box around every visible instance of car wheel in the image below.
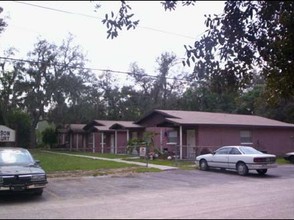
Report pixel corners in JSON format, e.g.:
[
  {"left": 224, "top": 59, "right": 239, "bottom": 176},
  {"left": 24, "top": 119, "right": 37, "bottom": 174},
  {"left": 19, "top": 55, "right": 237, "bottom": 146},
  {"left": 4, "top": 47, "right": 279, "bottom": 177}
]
[
  {"left": 34, "top": 189, "right": 43, "bottom": 196},
  {"left": 236, "top": 162, "right": 248, "bottom": 176},
  {"left": 199, "top": 159, "right": 209, "bottom": 171},
  {"left": 256, "top": 169, "right": 267, "bottom": 175},
  {"left": 289, "top": 156, "right": 294, "bottom": 164}
]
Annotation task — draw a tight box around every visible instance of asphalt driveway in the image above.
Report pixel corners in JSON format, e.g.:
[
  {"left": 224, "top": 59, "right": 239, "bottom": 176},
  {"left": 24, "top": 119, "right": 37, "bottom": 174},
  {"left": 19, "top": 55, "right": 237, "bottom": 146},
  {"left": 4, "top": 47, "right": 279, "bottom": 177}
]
[{"left": 0, "top": 165, "right": 293, "bottom": 219}]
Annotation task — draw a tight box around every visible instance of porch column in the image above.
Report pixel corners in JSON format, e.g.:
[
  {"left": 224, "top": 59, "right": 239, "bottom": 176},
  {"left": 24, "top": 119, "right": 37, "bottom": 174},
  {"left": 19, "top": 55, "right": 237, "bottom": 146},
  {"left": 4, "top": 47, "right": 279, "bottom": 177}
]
[
  {"left": 62, "top": 134, "right": 65, "bottom": 144},
  {"left": 76, "top": 134, "right": 79, "bottom": 150},
  {"left": 92, "top": 132, "right": 95, "bottom": 153},
  {"left": 101, "top": 132, "right": 104, "bottom": 154},
  {"left": 115, "top": 130, "right": 118, "bottom": 154},
  {"left": 82, "top": 135, "right": 86, "bottom": 151},
  {"left": 180, "top": 126, "right": 183, "bottom": 159},
  {"left": 160, "top": 128, "right": 163, "bottom": 152},
  {"left": 69, "top": 133, "right": 72, "bottom": 151},
  {"left": 127, "top": 130, "right": 129, "bottom": 143}
]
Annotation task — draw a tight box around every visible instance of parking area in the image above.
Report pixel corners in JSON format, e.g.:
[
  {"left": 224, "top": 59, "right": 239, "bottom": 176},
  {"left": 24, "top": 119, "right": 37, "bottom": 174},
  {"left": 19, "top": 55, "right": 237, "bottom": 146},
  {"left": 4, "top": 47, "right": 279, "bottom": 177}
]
[{"left": 0, "top": 165, "right": 293, "bottom": 219}]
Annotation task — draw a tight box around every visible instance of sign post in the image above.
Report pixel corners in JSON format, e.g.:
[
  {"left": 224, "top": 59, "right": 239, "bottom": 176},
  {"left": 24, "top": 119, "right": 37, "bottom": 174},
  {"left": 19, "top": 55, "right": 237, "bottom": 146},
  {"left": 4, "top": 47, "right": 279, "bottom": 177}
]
[{"left": 139, "top": 146, "right": 150, "bottom": 167}]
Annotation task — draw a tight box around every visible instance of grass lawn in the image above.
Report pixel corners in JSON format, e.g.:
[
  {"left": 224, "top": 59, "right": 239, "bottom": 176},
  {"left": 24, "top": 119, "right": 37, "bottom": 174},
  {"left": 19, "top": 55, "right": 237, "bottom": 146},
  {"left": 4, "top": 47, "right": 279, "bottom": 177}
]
[
  {"left": 29, "top": 149, "right": 161, "bottom": 176},
  {"left": 30, "top": 150, "right": 137, "bottom": 172},
  {"left": 276, "top": 157, "right": 292, "bottom": 165}
]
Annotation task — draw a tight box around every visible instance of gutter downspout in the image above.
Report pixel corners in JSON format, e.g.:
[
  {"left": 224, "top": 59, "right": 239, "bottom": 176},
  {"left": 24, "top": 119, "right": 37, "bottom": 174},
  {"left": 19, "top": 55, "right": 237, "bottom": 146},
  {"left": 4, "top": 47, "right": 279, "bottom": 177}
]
[
  {"left": 115, "top": 130, "right": 118, "bottom": 154},
  {"left": 76, "top": 134, "right": 79, "bottom": 150},
  {"left": 92, "top": 132, "right": 95, "bottom": 153},
  {"left": 180, "top": 126, "right": 183, "bottom": 159},
  {"left": 101, "top": 132, "right": 104, "bottom": 153}
]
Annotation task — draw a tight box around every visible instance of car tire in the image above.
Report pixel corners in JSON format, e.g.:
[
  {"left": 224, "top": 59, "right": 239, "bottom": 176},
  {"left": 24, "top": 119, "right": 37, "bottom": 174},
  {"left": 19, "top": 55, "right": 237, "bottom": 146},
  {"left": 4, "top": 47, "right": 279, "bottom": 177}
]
[
  {"left": 289, "top": 156, "right": 294, "bottom": 164},
  {"left": 199, "top": 159, "right": 209, "bottom": 171},
  {"left": 256, "top": 169, "right": 267, "bottom": 175},
  {"left": 236, "top": 162, "right": 248, "bottom": 176},
  {"left": 34, "top": 189, "right": 43, "bottom": 196}
]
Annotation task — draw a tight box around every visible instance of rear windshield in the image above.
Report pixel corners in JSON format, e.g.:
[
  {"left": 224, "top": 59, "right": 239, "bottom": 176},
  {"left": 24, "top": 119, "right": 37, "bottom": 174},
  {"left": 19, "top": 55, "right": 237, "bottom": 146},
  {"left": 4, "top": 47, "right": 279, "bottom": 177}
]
[{"left": 239, "top": 146, "right": 263, "bottom": 155}]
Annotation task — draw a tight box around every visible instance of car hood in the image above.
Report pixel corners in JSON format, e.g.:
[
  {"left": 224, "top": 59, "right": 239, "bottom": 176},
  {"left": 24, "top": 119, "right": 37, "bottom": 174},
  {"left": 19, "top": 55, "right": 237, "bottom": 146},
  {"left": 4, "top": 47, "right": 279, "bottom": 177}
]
[
  {"left": 286, "top": 152, "right": 294, "bottom": 155},
  {"left": 0, "top": 165, "right": 45, "bottom": 175}
]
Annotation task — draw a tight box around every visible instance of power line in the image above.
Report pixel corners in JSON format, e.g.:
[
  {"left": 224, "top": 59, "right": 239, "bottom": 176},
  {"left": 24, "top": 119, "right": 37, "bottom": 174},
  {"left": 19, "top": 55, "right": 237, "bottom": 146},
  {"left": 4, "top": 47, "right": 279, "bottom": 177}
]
[
  {"left": 14, "top": 1, "right": 102, "bottom": 19},
  {"left": 0, "top": 56, "right": 191, "bottom": 82},
  {"left": 13, "top": 1, "right": 203, "bottom": 40}
]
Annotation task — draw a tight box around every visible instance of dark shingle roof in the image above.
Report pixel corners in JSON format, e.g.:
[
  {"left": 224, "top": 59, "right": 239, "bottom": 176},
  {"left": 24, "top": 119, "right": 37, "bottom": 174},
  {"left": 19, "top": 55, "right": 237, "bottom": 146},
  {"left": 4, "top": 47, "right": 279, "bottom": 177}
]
[
  {"left": 154, "top": 110, "right": 294, "bottom": 128},
  {"left": 86, "top": 120, "right": 143, "bottom": 131},
  {"left": 67, "top": 124, "right": 86, "bottom": 132}
]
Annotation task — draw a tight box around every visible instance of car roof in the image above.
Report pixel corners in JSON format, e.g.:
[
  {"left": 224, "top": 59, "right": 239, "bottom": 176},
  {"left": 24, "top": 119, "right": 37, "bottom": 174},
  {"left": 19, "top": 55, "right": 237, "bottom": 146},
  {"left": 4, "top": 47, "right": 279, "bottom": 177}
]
[{"left": 219, "top": 146, "right": 251, "bottom": 149}]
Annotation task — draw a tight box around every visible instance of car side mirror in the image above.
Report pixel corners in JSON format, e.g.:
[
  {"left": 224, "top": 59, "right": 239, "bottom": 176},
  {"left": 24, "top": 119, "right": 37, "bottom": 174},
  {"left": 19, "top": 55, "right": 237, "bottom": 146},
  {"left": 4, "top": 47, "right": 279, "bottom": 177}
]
[
  {"left": 35, "top": 160, "right": 40, "bottom": 165},
  {"left": 212, "top": 151, "right": 216, "bottom": 155}
]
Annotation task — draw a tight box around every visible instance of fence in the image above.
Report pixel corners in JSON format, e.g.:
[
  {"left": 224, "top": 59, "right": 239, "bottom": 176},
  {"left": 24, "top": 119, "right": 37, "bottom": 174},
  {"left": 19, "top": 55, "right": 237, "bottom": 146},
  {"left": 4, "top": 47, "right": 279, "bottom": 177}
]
[{"left": 170, "top": 145, "right": 216, "bottom": 160}]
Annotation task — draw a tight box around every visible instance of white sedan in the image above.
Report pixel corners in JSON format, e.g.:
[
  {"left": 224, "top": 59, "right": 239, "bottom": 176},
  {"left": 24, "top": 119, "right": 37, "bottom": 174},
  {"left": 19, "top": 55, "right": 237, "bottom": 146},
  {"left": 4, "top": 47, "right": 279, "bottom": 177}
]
[{"left": 195, "top": 146, "right": 277, "bottom": 176}]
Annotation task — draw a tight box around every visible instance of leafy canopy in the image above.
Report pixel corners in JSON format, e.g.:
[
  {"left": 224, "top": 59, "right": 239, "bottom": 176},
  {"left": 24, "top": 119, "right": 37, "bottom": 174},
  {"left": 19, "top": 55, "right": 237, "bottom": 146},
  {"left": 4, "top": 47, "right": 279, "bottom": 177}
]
[{"left": 97, "top": 1, "right": 294, "bottom": 103}]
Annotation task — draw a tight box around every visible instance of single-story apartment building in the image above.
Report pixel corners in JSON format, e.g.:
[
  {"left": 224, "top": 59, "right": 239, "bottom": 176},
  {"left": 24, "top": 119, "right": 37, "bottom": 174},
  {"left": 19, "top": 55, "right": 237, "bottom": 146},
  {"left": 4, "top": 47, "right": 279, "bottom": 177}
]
[
  {"left": 56, "top": 110, "right": 294, "bottom": 159},
  {"left": 135, "top": 109, "right": 294, "bottom": 159},
  {"left": 57, "top": 120, "right": 146, "bottom": 154}
]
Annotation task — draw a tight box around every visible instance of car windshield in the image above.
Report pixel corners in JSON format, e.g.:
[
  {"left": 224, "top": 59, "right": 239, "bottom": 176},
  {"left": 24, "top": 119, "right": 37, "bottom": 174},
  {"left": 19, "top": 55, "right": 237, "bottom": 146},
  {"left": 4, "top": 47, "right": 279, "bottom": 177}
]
[
  {"left": 239, "top": 146, "right": 263, "bottom": 155},
  {"left": 0, "top": 149, "right": 35, "bottom": 166}
]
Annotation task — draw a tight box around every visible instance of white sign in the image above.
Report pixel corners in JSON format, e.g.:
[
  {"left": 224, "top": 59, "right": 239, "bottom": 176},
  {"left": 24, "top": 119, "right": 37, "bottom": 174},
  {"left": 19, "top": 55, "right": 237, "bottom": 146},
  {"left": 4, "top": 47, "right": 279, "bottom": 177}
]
[
  {"left": 139, "top": 147, "right": 146, "bottom": 157},
  {"left": 0, "top": 125, "right": 16, "bottom": 142}
]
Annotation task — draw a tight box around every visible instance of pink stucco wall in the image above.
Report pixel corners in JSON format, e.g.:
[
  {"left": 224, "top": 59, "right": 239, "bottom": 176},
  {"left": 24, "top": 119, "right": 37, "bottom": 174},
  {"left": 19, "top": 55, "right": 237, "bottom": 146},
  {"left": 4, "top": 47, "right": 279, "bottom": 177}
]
[
  {"left": 252, "top": 128, "right": 294, "bottom": 156},
  {"left": 198, "top": 126, "right": 240, "bottom": 148},
  {"left": 198, "top": 126, "right": 294, "bottom": 156}
]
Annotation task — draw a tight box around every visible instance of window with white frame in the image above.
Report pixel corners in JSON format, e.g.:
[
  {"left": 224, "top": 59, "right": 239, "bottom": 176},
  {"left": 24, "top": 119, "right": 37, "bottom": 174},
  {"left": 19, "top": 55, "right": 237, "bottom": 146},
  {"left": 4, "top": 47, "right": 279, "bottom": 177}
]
[
  {"left": 167, "top": 131, "right": 178, "bottom": 144},
  {"left": 240, "top": 130, "right": 252, "bottom": 144}
]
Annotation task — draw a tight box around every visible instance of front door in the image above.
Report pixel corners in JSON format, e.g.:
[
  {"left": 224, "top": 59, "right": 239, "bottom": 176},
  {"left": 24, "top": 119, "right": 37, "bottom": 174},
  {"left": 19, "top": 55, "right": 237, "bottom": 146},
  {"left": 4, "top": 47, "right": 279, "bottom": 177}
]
[
  {"left": 110, "top": 134, "right": 115, "bottom": 154},
  {"left": 186, "top": 130, "right": 196, "bottom": 159}
]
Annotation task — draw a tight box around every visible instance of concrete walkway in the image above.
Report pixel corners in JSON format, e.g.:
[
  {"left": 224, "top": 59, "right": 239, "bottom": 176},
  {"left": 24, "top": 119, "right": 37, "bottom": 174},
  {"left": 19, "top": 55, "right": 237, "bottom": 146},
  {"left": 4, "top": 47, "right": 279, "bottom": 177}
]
[{"left": 45, "top": 151, "right": 178, "bottom": 171}]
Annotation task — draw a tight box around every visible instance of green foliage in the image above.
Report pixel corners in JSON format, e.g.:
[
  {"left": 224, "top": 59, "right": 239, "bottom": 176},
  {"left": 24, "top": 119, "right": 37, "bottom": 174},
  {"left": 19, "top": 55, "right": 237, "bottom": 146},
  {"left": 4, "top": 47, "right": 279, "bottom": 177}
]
[
  {"left": 0, "top": 7, "right": 7, "bottom": 34},
  {"left": 42, "top": 127, "right": 57, "bottom": 149},
  {"left": 184, "top": 1, "right": 294, "bottom": 103},
  {"left": 100, "top": 1, "right": 139, "bottom": 39},
  {"left": 126, "top": 138, "right": 145, "bottom": 155},
  {"left": 6, "top": 109, "right": 31, "bottom": 147}
]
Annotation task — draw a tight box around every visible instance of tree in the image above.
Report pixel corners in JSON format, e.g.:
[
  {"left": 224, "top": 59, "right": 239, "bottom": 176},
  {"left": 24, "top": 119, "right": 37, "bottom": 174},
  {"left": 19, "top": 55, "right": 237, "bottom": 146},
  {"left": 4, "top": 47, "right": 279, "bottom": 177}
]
[
  {"left": 0, "top": 48, "right": 23, "bottom": 125},
  {"left": 180, "top": 80, "right": 238, "bottom": 113},
  {"left": 184, "top": 1, "right": 294, "bottom": 104},
  {"left": 126, "top": 53, "right": 188, "bottom": 113},
  {"left": 152, "top": 52, "right": 183, "bottom": 108},
  {"left": 0, "top": 7, "right": 7, "bottom": 34},
  {"left": 97, "top": 1, "right": 294, "bottom": 105},
  {"left": 42, "top": 127, "right": 57, "bottom": 149},
  {"left": 14, "top": 35, "right": 92, "bottom": 147},
  {"left": 6, "top": 109, "right": 31, "bottom": 148}
]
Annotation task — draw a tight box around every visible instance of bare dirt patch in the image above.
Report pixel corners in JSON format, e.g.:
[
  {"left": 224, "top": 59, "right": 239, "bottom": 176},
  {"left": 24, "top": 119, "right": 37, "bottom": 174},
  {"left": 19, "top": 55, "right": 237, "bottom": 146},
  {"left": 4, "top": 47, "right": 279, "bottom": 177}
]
[{"left": 46, "top": 167, "right": 141, "bottom": 178}]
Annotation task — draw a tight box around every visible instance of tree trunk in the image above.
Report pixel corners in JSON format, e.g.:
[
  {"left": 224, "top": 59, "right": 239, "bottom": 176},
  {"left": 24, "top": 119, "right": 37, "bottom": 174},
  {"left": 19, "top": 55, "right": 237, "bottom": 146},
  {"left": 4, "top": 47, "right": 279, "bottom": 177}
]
[{"left": 29, "top": 124, "right": 37, "bottom": 148}]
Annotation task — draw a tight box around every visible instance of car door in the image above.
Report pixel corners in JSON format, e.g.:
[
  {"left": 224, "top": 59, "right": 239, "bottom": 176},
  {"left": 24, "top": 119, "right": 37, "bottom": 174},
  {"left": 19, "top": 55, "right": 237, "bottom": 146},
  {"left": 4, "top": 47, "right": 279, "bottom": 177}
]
[
  {"left": 210, "top": 147, "right": 231, "bottom": 168},
  {"left": 228, "top": 147, "right": 242, "bottom": 169}
]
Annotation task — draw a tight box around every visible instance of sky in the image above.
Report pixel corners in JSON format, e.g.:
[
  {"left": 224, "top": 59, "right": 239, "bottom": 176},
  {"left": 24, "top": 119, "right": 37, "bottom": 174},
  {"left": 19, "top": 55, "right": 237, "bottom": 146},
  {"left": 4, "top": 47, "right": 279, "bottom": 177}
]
[{"left": 0, "top": 1, "right": 225, "bottom": 83}]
